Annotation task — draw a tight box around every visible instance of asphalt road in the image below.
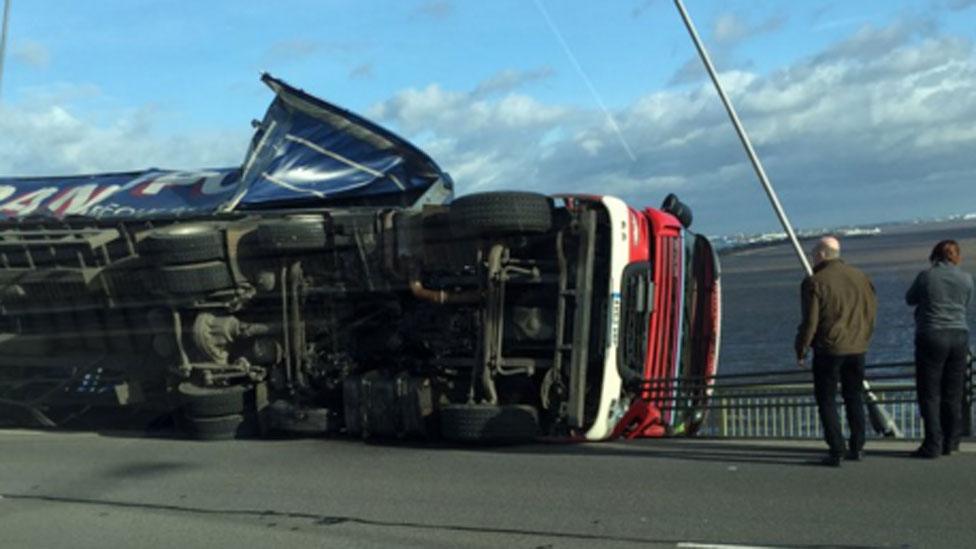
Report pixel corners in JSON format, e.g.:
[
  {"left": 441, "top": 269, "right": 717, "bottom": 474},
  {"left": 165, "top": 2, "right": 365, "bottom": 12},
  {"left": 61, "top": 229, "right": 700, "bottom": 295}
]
[{"left": 1, "top": 430, "right": 973, "bottom": 549}]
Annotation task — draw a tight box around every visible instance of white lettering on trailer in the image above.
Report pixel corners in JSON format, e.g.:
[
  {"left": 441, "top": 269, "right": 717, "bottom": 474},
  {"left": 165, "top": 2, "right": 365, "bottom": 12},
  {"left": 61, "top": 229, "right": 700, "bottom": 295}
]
[
  {"left": 47, "top": 184, "right": 122, "bottom": 216},
  {"left": 118, "top": 171, "right": 165, "bottom": 193},
  {"left": 129, "top": 171, "right": 210, "bottom": 196},
  {"left": 0, "top": 187, "right": 58, "bottom": 216},
  {"left": 87, "top": 203, "right": 196, "bottom": 219},
  {"left": 125, "top": 171, "right": 237, "bottom": 196},
  {"left": 0, "top": 170, "right": 238, "bottom": 219}
]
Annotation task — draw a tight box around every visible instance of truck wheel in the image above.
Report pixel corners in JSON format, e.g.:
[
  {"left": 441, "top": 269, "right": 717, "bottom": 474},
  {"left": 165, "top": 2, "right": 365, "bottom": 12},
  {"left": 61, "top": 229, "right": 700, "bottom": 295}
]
[
  {"left": 449, "top": 192, "right": 553, "bottom": 237},
  {"left": 139, "top": 223, "right": 226, "bottom": 265},
  {"left": 178, "top": 382, "right": 253, "bottom": 417},
  {"left": 257, "top": 215, "right": 328, "bottom": 253},
  {"left": 440, "top": 404, "right": 540, "bottom": 443},
  {"left": 155, "top": 261, "right": 235, "bottom": 295},
  {"left": 181, "top": 413, "right": 256, "bottom": 441}
]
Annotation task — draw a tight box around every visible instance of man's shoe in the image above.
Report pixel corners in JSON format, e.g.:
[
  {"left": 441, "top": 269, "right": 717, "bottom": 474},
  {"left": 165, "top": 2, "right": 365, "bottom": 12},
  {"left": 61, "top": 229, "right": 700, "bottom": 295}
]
[
  {"left": 942, "top": 447, "right": 952, "bottom": 456},
  {"left": 911, "top": 448, "right": 939, "bottom": 459},
  {"left": 821, "top": 455, "right": 842, "bottom": 467},
  {"left": 845, "top": 449, "right": 865, "bottom": 461}
]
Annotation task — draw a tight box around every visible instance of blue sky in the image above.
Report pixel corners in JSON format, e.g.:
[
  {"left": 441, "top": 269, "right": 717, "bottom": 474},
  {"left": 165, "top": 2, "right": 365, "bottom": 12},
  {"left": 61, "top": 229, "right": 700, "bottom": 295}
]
[{"left": 2, "top": 0, "right": 975, "bottom": 235}]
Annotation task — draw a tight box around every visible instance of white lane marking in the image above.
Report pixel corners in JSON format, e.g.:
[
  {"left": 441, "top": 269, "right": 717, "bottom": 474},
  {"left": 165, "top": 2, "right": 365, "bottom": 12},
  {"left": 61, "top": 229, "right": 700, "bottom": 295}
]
[{"left": 678, "top": 541, "right": 781, "bottom": 549}]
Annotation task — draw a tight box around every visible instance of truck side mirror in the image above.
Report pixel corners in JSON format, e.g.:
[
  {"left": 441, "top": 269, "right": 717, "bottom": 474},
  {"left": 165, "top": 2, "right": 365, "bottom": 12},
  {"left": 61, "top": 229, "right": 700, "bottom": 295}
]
[{"left": 661, "top": 193, "right": 693, "bottom": 229}]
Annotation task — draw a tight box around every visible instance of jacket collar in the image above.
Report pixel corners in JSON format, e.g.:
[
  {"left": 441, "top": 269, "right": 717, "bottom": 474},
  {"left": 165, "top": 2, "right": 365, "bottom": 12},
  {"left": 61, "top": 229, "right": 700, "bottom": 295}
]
[{"left": 813, "top": 258, "right": 843, "bottom": 273}]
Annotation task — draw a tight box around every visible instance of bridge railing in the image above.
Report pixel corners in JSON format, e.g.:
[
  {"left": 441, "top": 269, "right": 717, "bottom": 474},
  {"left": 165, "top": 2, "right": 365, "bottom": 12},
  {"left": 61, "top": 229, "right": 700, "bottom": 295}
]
[{"left": 642, "top": 359, "right": 973, "bottom": 439}]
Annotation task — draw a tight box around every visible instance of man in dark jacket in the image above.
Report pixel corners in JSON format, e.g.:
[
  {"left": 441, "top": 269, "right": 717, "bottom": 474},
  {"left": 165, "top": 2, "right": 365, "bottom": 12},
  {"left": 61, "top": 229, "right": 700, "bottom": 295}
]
[
  {"left": 906, "top": 240, "right": 974, "bottom": 458},
  {"left": 796, "top": 236, "right": 878, "bottom": 466}
]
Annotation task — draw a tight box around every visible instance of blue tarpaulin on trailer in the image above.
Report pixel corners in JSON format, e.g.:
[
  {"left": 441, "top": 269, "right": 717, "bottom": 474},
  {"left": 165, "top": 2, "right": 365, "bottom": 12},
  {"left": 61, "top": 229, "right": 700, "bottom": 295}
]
[{"left": 0, "top": 74, "right": 450, "bottom": 220}]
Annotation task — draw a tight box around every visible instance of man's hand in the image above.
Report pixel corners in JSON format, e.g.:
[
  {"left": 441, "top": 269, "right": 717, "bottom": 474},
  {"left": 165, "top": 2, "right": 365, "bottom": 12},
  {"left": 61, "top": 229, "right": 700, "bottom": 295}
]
[{"left": 797, "top": 357, "right": 808, "bottom": 369}]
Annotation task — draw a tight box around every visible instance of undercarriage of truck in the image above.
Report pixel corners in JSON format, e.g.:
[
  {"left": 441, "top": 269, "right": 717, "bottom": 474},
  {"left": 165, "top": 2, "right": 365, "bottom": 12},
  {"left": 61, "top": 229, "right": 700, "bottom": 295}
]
[{"left": 0, "top": 191, "right": 619, "bottom": 442}]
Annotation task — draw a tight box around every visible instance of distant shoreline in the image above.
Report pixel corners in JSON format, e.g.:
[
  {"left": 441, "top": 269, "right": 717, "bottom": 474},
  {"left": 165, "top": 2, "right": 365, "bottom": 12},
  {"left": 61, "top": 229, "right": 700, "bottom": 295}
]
[
  {"left": 716, "top": 217, "right": 976, "bottom": 257},
  {"left": 716, "top": 228, "right": 882, "bottom": 256}
]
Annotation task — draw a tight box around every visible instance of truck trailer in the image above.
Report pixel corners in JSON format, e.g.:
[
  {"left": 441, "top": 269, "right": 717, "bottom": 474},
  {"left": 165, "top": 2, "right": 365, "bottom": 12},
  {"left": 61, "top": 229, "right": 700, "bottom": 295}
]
[{"left": 0, "top": 75, "right": 720, "bottom": 442}]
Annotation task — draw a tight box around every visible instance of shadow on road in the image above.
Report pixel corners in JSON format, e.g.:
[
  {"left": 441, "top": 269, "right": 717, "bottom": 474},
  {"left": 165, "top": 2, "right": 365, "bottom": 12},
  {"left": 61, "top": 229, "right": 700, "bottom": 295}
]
[
  {"left": 0, "top": 416, "right": 943, "bottom": 468},
  {"left": 471, "top": 438, "right": 920, "bottom": 467}
]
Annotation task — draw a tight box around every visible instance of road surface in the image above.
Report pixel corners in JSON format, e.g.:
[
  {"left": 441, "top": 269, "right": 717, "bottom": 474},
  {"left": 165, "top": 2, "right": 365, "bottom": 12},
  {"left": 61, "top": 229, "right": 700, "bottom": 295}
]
[{"left": 1, "top": 429, "right": 973, "bottom": 548}]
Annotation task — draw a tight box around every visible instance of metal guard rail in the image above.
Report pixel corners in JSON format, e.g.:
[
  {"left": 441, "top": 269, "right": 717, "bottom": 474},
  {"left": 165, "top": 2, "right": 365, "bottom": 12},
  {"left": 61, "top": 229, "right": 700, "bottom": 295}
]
[{"left": 639, "top": 359, "right": 974, "bottom": 440}]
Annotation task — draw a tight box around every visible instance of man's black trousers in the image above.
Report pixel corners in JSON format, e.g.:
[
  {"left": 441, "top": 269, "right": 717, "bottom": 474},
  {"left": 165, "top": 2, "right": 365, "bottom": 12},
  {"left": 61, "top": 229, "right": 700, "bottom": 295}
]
[
  {"left": 914, "top": 329, "right": 969, "bottom": 454},
  {"left": 813, "top": 353, "right": 866, "bottom": 456}
]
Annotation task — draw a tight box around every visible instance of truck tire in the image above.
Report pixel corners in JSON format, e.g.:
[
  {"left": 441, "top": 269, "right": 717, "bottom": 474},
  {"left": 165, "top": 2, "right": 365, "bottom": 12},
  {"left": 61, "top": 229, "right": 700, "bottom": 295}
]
[
  {"left": 449, "top": 192, "right": 553, "bottom": 237},
  {"left": 440, "top": 404, "right": 539, "bottom": 443},
  {"left": 178, "top": 382, "right": 253, "bottom": 417},
  {"left": 155, "top": 261, "right": 235, "bottom": 295},
  {"left": 181, "top": 413, "right": 256, "bottom": 441},
  {"left": 139, "top": 224, "right": 226, "bottom": 265},
  {"left": 257, "top": 215, "right": 327, "bottom": 253}
]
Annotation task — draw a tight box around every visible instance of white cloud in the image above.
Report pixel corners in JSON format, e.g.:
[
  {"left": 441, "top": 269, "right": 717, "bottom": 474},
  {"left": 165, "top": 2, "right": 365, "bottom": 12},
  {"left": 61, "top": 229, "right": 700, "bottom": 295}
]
[
  {"left": 261, "top": 39, "right": 366, "bottom": 67},
  {"left": 495, "top": 94, "right": 564, "bottom": 127},
  {"left": 470, "top": 67, "right": 555, "bottom": 98},
  {"left": 713, "top": 12, "right": 786, "bottom": 47},
  {"left": 669, "top": 12, "right": 783, "bottom": 85},
  {"left": 349, "top": 63, "right": 374, "bottom": 80},
  {"left": 369, "top": 22, "right": 976, "bottom": 234},
  {"left": 264, "top": 39, "right": 321, "bottom": 62},
  {"left": 3, "top": 19, "right": 974, "bottom": 235},
  {"left": 12, "top": 40, "right": 51, "bottom": 69},
  {"left": 944, "top": 0, "right": 976, "bottom": 10},
  {"left": 817, "top": 19, "right": 937, "bottom": 63},
  {"left": 668, "top": 50, "right": 747, "bottom": 86},
  {"left": 714, "top": 13, "right": 752, "bottom": 46},
  {"left": 631, "top": 0, "right": 657, "bottom": 19},
  {"left": 369, "top": 82, "right": 565, "bottom": 137},
  {"left": 0, "top": 101, "right": 248, "bottom": 177},
  {"left": 412, "top": 1, "right": 453, "bottom": 19}
]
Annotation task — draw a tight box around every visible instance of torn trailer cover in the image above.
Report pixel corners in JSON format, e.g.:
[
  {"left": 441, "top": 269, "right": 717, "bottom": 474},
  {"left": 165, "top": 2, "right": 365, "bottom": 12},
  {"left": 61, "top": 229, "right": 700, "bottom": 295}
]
[{"left": 0, "top": 75, "right": 721, "bottom": 442}]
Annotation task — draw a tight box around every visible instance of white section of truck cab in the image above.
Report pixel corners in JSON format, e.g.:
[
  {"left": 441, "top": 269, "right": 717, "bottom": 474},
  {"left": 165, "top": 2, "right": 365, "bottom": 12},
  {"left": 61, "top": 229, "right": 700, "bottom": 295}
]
[{"left": 582, "top": 195, "right": 631, "bottom": 441}]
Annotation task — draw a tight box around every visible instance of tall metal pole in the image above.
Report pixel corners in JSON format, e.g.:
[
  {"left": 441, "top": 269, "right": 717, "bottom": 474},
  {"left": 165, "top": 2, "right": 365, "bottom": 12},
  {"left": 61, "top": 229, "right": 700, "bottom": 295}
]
[
  {"left": 673, "top": 0, "right": 900, "bottom": 438},
  {"left": 0, "top": 0, "right": 11, "bottom": 101},
  {"left": 672, "top": 0, "right": 812, "bottom": 277}
]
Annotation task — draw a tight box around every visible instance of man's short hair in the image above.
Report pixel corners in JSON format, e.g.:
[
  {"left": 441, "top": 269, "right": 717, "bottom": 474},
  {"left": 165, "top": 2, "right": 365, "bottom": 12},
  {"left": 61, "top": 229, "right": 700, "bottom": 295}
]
[{"left": 816, "top": 236, "right": 841, "bottom": 260}]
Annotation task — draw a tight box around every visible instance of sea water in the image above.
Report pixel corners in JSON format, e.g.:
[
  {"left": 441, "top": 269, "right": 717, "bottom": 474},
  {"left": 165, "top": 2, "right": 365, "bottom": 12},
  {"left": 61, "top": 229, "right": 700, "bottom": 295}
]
[{"left": 718, "top": 219, "right": 976, "bottom": 375}]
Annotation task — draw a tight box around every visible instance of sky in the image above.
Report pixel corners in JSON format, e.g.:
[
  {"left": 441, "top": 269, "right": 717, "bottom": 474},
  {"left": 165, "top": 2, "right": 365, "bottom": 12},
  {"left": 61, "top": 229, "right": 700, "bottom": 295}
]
[{"left": 1, "top": 0, "right": 975, "bottom": 236}]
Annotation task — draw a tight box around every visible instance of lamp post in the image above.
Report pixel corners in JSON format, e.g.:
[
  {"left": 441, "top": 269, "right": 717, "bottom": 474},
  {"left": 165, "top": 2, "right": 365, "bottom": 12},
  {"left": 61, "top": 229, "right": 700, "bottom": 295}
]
[
  {"left": 672, "top": 0, "right": 901, "bottom": 438},
  {"left": 0, "top": 0, "right": 11, "bottom": 101}
]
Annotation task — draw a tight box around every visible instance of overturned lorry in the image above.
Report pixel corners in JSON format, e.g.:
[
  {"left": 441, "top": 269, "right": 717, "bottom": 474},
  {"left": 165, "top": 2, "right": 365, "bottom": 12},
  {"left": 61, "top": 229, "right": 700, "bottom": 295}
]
[{"left": 0, "top": 75, "right": 720, "bottom": 442}]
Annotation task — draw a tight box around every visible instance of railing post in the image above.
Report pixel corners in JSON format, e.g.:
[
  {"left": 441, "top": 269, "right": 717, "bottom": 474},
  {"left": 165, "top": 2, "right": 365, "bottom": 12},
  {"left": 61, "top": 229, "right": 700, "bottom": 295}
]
[
  {"left": 720, "top": 397, "right": 728, "bottom": 437},
  {"left": 963, "top": 352, "right": 973, "bottom": 437}
]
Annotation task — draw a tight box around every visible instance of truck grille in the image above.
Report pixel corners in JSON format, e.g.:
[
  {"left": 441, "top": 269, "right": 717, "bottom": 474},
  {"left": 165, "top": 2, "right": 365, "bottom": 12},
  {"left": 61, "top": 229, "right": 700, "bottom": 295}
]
[
  {"left": 645, "top": 234, "right": 682, "bottom": 417},
  {"left": 618, "top": 262, "right": 651, "bottom": 385}
]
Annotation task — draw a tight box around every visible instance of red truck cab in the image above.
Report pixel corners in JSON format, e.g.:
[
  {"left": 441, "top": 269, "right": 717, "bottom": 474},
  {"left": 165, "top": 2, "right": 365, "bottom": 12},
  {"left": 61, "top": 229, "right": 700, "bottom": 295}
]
[{"left": 558, "top": 195, "right": 721, "bottom": 441}]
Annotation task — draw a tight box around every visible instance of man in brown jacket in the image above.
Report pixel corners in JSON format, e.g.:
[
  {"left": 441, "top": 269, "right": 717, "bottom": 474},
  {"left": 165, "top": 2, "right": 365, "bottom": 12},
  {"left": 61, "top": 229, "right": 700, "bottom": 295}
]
[{"left": 795, "top": 236, "right": 877, "bottom": 466}]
